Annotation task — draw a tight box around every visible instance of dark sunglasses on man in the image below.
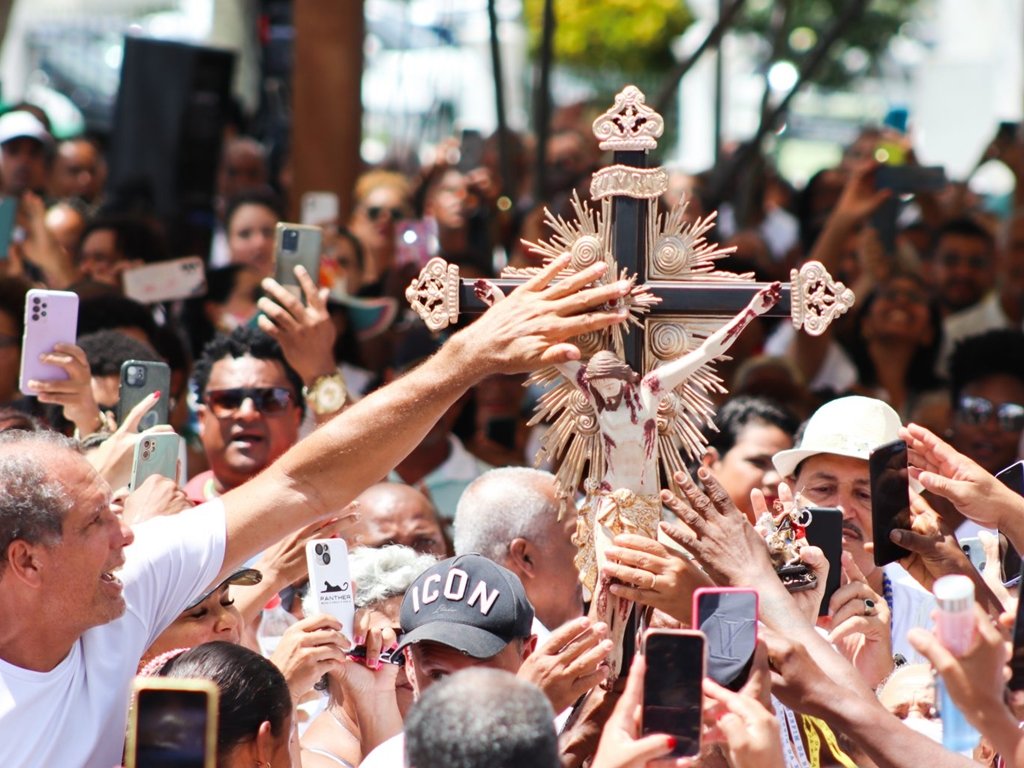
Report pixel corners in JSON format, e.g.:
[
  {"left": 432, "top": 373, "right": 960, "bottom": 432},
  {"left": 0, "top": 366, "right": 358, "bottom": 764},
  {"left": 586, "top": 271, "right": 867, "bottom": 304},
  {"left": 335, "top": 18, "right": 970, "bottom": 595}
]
[
  {"left": 204, "top": 387, "right": 296, "bottom": 418},
  {"left": 956, "top": 394, "right": 1024, "bottom": 433}
]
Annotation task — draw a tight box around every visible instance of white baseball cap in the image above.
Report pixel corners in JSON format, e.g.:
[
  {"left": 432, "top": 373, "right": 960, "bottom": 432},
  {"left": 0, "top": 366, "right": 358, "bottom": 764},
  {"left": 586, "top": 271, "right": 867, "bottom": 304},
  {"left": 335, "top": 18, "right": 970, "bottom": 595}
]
[
  {"left": 772, "top": 395, "right": 903, "bottom": 478},
  {"left": 0, "top": 110, "right": 52, "bottom": 146}
]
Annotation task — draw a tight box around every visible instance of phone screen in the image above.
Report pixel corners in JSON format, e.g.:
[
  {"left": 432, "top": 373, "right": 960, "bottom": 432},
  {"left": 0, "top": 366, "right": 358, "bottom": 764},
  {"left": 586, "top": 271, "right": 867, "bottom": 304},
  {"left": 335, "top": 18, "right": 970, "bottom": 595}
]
[
  {"left": 1010, "top": 561, "right": 1024, "bottom": 691},
  {"left": 803, "top": 507, "right": 844, "bottom": 616},
  {"left": 693, "top": 589, "right": 757, "bottom": 691},
  {"left": 130, "top": 688, "right": 212, "bottom": 768},
  {"left": 642, "top": 631, "right": 704, "bottom": 757},
  {"left": 869, "top": 439, "right": 913, "bottom": 567}
]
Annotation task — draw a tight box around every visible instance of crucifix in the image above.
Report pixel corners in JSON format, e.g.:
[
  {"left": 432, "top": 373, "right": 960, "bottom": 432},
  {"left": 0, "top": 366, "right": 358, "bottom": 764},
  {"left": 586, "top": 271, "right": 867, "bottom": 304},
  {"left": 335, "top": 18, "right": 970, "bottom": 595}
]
[{"left": 405, "top": 85, "right": 854, "bottom": 676}]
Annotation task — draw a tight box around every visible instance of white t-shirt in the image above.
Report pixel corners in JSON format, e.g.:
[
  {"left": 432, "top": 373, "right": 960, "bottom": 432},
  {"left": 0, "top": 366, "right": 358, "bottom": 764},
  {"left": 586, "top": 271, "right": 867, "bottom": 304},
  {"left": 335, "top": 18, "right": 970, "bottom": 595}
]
[
  {"left": 0, "top": 501, "right": 227, "bottom": 768},
  {"left": 886, "top": 562, "right": 937, "bottom": 664}
]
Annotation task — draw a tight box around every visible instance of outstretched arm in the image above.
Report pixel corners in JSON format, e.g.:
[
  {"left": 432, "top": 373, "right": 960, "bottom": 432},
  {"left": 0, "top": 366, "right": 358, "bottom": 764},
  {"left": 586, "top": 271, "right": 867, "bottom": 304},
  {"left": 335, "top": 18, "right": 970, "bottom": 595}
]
[
  {"left": 645, "top": 282, "right": 780, "bottom": 394},
  {"left": 218, "top": 255, "right": 629, "bottom": 582}
]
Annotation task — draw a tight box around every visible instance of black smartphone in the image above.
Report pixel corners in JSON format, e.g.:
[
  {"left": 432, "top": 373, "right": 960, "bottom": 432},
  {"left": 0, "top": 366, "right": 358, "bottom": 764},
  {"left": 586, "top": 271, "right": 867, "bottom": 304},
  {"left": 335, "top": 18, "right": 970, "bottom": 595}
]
[
  {"left": 642, "top": 629, "right": 705, "bottom": 758},
  {"left": 804, "top": 506, "right": 844, "bottom": 616},
  {"left": 117, "top": 359, "right": 171, "bottom": 432},
  {"left": 875, "top": 165, "right": 946, "bottom": 194},
  {"left": 692, "top": 588, "right": 757, "bottom": 691},
  {"left": 125, "top": 678, "right": 218, "bottom": 768},
  {"left": 996, "top": 461, "right": 1024, "bottom": 584},
  {"left": 998, "top": 121, "right": 1020, "bottom": 143},
  {"left": 869, "top": 439, "right": 913, "bottom": 567},
  {"left": 458, "top": 129, "right": 485, "bottom": 173},
  {"left": 1010, "top": 560, "right": 1024, "bottom": 691},
  {"left": 485, "top": 417, "right": 517, "bottom": 450}
]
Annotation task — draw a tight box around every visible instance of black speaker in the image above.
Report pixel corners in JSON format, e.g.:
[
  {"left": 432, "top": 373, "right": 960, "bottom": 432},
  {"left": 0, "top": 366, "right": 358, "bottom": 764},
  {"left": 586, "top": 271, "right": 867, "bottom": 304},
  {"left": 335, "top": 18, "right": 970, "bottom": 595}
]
[{"left": 107, "top": 37, "right": 236, "bottom": 256}]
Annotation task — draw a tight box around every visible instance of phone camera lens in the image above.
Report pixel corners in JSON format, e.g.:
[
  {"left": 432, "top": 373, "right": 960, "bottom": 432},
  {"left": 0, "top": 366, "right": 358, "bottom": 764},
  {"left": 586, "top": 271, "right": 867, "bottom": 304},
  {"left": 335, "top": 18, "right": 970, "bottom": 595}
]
[
  {"left": 32, "top": 297, "right": 40, "bottom": 304},
  {"left": 127, "top": 365, "right": 146, "bottom": 386},
  {"left": 31, "top": 314, "right": 38, "bottom": 321},
  {"left": 283, "top": 229, "right": 299, "bottom": 253},
  {"left": 322, "top": 552, "right": 331, "bottom": 565},
  {"left": 41, "top": 311, "right": 46, "bottom": 317}
]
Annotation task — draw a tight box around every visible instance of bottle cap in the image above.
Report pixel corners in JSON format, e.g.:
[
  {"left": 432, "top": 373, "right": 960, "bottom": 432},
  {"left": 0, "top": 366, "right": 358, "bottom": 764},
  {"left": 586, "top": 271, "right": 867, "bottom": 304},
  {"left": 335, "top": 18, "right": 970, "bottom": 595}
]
[{"left": 933, "top": 575, "right": 974, "bottom": 613}]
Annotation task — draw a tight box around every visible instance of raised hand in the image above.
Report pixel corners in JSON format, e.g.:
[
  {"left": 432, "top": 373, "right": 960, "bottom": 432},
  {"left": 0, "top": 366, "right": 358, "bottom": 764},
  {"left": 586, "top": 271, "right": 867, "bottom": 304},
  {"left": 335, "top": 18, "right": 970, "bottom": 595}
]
[
  {"left": 604, "top": 533, "right": 712, "bottom": 623},
  {"left": 29, "top": 342, "right": 103, "bottom": 435},
  {"left": 517, "top": 616, "right": 612, "bottom": 712},
  {"left": 259, "top": 266, "right": 338, "bottom": 387},
  {"left": 451, "top": 253, "right": 630, "bottom": 374},
  {"left": 270, "top": 613, "right": 351, "bottom": 702},
  {"left": 753, "top": 282, "right": 782, "bottom": 316},
  {"left": 823, "top": 551, "right": 893, "bottom": 688}
]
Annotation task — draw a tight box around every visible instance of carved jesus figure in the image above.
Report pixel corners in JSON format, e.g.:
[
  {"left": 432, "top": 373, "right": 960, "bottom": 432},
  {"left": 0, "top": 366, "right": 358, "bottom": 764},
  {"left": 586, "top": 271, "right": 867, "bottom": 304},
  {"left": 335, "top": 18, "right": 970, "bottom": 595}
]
[
  {"left": 476, "top": 276, "right": 782, "bottom": 673},
  {"left": 555, "top": 281, "right": 781, "bottom": 670}
]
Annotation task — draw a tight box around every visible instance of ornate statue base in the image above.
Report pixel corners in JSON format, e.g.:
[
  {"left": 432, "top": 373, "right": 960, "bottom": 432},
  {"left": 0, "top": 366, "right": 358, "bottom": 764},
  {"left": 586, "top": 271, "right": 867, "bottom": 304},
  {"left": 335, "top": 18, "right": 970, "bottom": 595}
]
[{"left": 574, "top": 488, "right": 661, "bottom": 680}]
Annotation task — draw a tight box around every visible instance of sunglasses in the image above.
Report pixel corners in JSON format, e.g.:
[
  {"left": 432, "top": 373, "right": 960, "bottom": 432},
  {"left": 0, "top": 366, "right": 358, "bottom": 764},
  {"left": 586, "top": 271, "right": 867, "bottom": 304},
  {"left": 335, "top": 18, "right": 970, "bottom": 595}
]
[
  {"left": 365, "top": 206, "right": 406, "bottom": 222},
  {"left": 204, "top": 387, "right": 295, "bottom": 417},
  {"left": 956, "top": 395, "right": 1024, "bottom": 433}
]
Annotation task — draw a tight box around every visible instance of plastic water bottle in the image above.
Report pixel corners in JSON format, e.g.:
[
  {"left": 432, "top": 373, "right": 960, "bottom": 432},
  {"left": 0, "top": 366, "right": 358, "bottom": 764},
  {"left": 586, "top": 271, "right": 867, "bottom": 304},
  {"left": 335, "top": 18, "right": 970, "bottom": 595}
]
[
  {"left": 933, "top": 575, "right": 980, "bottom": 755},
  {"left": 256, "top": 594, "right": 297, "bottom": 657}
]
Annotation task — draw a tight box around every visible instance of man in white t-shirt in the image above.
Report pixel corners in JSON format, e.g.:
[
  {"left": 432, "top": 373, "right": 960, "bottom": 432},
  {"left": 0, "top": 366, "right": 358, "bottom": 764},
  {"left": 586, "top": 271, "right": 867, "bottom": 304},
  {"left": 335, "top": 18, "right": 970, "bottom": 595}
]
[{"left": 0, "top": 257, "right": 628, "bottom": 768}]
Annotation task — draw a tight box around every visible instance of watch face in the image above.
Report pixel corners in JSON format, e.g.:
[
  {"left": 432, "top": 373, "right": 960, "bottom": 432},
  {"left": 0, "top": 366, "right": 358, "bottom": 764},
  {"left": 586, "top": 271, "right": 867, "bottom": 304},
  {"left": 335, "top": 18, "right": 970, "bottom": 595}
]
[{"left": 314, "top": 377, "right": 346, "bottom": 413}]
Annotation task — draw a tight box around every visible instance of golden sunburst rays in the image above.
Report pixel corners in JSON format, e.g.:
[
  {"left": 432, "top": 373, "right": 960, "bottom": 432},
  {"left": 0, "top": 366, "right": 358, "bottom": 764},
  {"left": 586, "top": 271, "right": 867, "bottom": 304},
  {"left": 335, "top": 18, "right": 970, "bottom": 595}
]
[
  {"left": 646, "top": 202, "right": 752, "bottom": 281},
  {"left": 508, "top": 191, "right": 658, "bottom": 358}
]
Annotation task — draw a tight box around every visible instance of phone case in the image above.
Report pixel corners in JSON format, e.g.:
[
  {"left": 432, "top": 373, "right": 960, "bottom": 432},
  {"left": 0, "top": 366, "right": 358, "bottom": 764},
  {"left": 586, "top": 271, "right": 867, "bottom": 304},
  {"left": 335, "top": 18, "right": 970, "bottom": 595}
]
[
  {"left": 129, "top": 433, "right": 182, "bottom": 491},
  {"left": 869, "top": 439, "right": 913, "bottom": 567},
  {"left": 997, "top": 461, "right": 1024, "bottom": 496},
  {"left": 18, "top": 289, "right": 79, "bottom": 396},
  {"left": 274, "top": 222, "right": 323, "bottom": 289},
  {"left": 126, "top": 677, "right": 218, "bottom": 768},
  {"left": 305, "top": 538, "right": 355, "bottom": 639},
  {"left": 692, "top": 588, "right": 758, "bottom": 690},
  {"left": 117, "top": 360, "right": 171, "bottom": 432},
  {"left": 641, "top": 629, "right": 705, "bottom": 758},
  {"left": 122, "top": 256, "right": 206, "bottom": 304},
  {"left": 0, "top": 197, "right": 17, "bottom": 260},
  {"left": 959, "top": 537, "right": 987, "bottom": 572},
  {"left": 301, "top": 191, "right": 340, "bottom": 226},
  {"left": 803, "top": 507, "right": 844, "bottom": 616}
]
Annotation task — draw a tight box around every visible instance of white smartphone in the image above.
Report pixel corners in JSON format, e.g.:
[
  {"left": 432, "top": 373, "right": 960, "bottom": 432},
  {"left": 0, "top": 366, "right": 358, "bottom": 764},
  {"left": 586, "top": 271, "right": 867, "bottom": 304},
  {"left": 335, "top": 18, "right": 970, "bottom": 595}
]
[
  {"left": 305, "top": 538, "right": 355, "bottom": 639},
  {"left": 960, "top": 536, "right": 987, "bottom": 573},
  {"left": 301, "top": 191, "right": 340, "bottom": 226},
  {"left": 122, "top": 257, "right": 207, "bottom": 304},
  {"left": 19, "top": 289, "right": 79, "bottom": 396}
]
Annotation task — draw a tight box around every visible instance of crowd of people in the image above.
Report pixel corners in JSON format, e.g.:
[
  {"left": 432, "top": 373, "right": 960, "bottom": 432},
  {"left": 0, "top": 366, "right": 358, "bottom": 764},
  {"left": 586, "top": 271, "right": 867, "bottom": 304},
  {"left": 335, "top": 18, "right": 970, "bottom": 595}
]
[{"left": 4, "top": 94, "right": 1024, "bottom": 768}]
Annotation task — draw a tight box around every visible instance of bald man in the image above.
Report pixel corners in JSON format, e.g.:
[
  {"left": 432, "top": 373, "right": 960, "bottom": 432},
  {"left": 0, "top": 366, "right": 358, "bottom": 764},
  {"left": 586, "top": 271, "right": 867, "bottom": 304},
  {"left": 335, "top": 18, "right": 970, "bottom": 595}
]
[{"left": 353, "top": 482, "right": 450, "bottom": 558}]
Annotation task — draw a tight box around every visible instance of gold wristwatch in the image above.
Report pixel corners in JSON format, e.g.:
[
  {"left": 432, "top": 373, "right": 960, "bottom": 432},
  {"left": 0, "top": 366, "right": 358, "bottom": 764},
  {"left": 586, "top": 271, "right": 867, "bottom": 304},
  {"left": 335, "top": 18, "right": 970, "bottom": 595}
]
[{"left": 302, "top": 372, "right": 348, "bottom": 415}]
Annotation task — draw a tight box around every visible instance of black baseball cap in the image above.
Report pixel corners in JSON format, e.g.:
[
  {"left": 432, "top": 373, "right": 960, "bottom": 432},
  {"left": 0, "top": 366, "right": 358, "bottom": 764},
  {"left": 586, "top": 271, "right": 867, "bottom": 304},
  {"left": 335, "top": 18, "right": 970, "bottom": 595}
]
[
  {"left": 185, "top": 567, "right": 262, "bottom": 611},
  {"left": 396, "top": 554, "right": 535, "bottom": 659}
]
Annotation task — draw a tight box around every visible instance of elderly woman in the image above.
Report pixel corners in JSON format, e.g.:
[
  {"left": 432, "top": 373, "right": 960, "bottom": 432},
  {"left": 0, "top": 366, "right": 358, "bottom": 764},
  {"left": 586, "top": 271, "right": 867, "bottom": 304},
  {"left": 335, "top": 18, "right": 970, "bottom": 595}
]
[{"left": 301, "top": 545, "right": 437, "bottom": 768}]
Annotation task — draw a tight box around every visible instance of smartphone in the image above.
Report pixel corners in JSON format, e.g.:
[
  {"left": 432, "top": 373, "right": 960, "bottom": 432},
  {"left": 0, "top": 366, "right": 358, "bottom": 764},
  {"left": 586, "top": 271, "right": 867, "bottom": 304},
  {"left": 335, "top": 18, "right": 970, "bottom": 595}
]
[
  {"left": 959, "top": 536, "right": 987, "bottom": 573},
  {"left": 18, "top": 289, "right": 79, "bottom": 396},
  {"left": 642, "top": 629, "right": 705, "bottom": 758},
  {"left": 875, "top": 165, "right": 946, "bottom": 194},
  {"left": 274, "top": 222, "right": 323, "bottom": 292},
  {"left": 122, "top": 256, "right": 207, "bottom": 304},
  {"left": 305, "top": 538, "right": 355, "bottom": 640},
  {"left": 1009, "top": 561, "right": 1024, "bottom": 691},
  {"left": 395, "top": 219, "right": 437, "bottom": 267},
  {"left": 0, "top": 196, "right": 17, "bottom": 259},
  {"left": 998, "top": 121, "right": 1020, "bottom": 144},
  {"left": 129, "top": 433, "right": 183, "bottom": 491},
  {"left": 870, "top": 439, "right": 913, "bottom": 567},
  {"left": 347, "top": 644, "right": 406, "bottom": 667},
  {"left": 458, "top": 129, "right": 485, "bottom": 173},
  {"left": 125, "top": 677, "right": 218, "bottom": 768},
  {"left": 117, "top": 360, "right": 171, "bottom": 432},
  {"left": 692, "top": 588, "right": 757, "bottom": 691},
  {"left": 803, "top": 506, "right": 844, "bottom": 616},
  {"left": 301, "top": 191, "right": 340, "bottom": 226}
]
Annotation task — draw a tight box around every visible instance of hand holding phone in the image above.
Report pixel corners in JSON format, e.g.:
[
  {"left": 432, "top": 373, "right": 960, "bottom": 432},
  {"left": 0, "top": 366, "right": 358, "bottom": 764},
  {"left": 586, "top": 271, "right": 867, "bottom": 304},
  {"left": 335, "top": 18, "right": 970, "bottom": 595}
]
[
  {"left": 305, "top": 538, "right": 355, "bottom": 641},
  {"left": 129, "top": 433, "right": 183, "bottom": 491},
  {"left": 642, "top": 629, "right": 705, "bottom": 758},
  {"left": 274, "top": 223, "right": 323, "bottom": 296},
  {"left": 117, "top": 360, "right": 171, "bottom": 432},
  {"left": 18, "top": 289, "right": 79, "bottom": 396},
  {"left": 870, "top": 439, "right": 913, "bottom": 567}
]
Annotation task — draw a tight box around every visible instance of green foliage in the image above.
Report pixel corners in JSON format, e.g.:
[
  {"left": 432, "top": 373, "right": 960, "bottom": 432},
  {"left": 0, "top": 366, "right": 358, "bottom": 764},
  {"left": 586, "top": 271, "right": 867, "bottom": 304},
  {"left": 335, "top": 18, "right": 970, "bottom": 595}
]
[
  {"left": 736, "top": 0, "right": 919, "bottom": 88},
  {"left": 522, "top": 0, "right": 693, "bottom": 73}
]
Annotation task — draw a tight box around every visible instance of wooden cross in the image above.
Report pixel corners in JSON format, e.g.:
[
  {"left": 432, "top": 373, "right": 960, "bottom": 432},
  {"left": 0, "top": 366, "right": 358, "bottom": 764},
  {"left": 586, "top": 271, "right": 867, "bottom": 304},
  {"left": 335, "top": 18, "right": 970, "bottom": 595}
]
[{"left": 406, "top": 84, "right": 853, "bottom": 394}]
